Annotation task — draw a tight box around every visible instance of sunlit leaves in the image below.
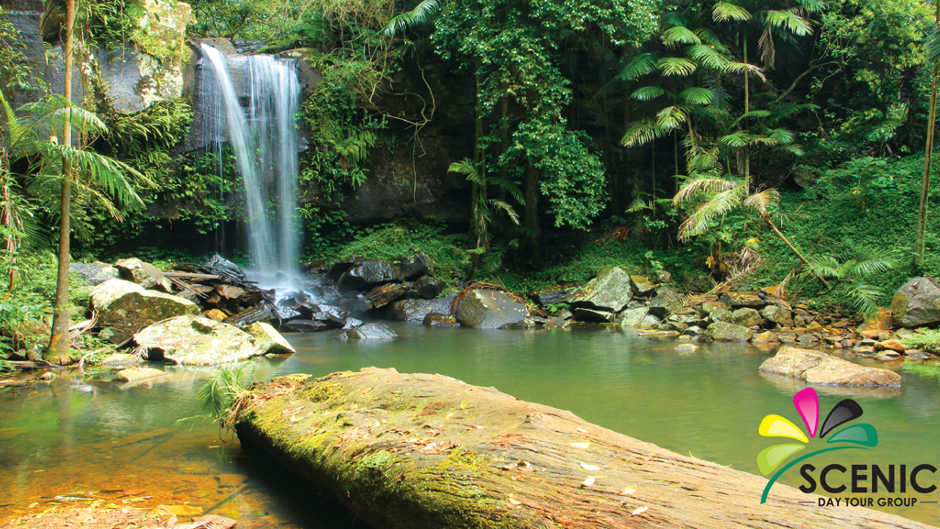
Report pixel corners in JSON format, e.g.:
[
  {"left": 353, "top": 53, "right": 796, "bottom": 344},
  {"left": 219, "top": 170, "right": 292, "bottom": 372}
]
[
  {"left": 657, "top": 57, "right": 697, "bottom": 77},
  {"left": 688, "top": 44, "right": 732, "bottom": 71},
  {"left": 765, "top": 9, "right": 813, "bottom": 37},
  {"left": 678, "top": 87, "right": 714, "bottom": 106},
  {"left": 713, "top": 1, "right": 751, "bottom": 22},
  {"left": 656, "top": 106, "right": 688, "bottom": 132},
  {"left": 622, "top": 118, "right": 663, "bottom": 147},
  {"left": 382, "top": 0, "right": 439, "bottom": 36},
  {"left": 662, "top": 26, "right": 701, "bottom": 47},
  {"left": 631, "top": 86, "right": 667, "bottom": 101}
]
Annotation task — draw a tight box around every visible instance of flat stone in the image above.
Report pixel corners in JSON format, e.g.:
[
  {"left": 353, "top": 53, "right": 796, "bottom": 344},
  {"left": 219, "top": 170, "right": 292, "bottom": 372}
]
[
  {"left": 648, "top": 286, "right": 683, "bottom": 318},
  {"left": 629, "top": 275, "right": 656, "bottom": 296},
  {"left": 700, "top": 300, "right": 728, "bottom": 314},
  {"left": 752, "top": 331, "right": 779, "bottom": 344},
  {"left": 366, "top": 283, "right": 411, "bottom": 309},
  {"left": 69, "top": 262, "right": 119, "bottom": 285},
  {"left": 875, "top": 339, "right": 905, "bottom": 352},
  {"left": 637, "top": 329, "right": 680, "bottom": 340},
  {"left": 759, "top": 346, "right": 902, "bottom": 387},
  {"left": 572, "top": 306, "right": 615, "bottom": 322},
  {"left": 115, "top": 257, "right": 171, "bottom": 291},
  {"left": 618, "top": 307, "right": 649, "bottom": 327},
  {"left": 414, "top": 276, "right": 445, "bottom": 299},
  {"left": 114, "top": 366, "right": 166, "bottom": 383},
  {"left": 339, "top": 260, "right": 402, "bottom": 290},
  {"left": 204, "top": 309, "right": 228, "bottom": 321}
]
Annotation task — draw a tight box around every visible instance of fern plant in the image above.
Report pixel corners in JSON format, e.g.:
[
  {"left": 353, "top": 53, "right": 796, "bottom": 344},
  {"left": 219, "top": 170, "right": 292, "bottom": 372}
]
[
  {"left": 448, "top": 158, "right": 521, "bottom": 252},
  {"left": 197, "top": 366, "right": 253, "bottom": 429},
  {"left": 805, "top": 252, "right": 894, "bottom": 317}
]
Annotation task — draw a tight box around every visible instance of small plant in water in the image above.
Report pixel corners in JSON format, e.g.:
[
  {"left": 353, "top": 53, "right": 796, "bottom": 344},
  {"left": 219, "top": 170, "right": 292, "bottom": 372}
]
[{"left": 191, "top": 366, "right": 253, "bottom": 429}]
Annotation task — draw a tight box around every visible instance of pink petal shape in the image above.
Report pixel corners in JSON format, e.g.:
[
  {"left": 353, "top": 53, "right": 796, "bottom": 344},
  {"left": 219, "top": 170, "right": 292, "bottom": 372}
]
[{"left": 793, "top": 387, "right": 819, "bottom": 438}]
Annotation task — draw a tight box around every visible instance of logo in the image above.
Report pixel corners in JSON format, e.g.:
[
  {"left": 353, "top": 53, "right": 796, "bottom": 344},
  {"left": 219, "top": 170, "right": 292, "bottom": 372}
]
[{"left": 757, "top": 387, "right": 878, "bottom": 504}]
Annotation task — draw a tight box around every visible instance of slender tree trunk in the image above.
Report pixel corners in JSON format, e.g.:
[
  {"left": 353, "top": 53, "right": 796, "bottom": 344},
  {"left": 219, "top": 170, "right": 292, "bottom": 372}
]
[
  {"left": 743, "top": 35, "right": 750, "bottom": 192},
  {"left": 524, "top": 165, "right": 539, "bottom": 245},
  {"left": 761, "top": 211, "right": 829, "bottom": 288},
  {"left": 916, "top": 3, "right": 940, "bottom": 269},
  {"left": 45, "top": 0, "right": 76, "bottom": 364}
]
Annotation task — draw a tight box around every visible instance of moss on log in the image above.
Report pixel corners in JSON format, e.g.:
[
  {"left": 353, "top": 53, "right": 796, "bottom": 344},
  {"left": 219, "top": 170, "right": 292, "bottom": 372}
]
[{"left": 234, "top": 368, "right": 931, "bottom": 529}]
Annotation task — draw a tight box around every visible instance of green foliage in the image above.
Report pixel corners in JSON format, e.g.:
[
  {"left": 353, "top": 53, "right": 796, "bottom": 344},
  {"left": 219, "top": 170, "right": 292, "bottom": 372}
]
[
  {"left": 901, "top": 331, "right": 940, "bottom": 356},
  {"left": 805, "top": 253, "right": 895, "bottom": 317},
  {"left": 197, "top": 366, "right": 252, "bottom": 428},
  {"left": 0, "top": 7, "right": 39, "bottom": 93}
]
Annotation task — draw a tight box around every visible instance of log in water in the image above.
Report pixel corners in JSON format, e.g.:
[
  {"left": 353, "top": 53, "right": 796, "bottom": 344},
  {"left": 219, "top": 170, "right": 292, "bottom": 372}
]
[{"left": 234, "top": 367, "right": 931, "bottom": 529}]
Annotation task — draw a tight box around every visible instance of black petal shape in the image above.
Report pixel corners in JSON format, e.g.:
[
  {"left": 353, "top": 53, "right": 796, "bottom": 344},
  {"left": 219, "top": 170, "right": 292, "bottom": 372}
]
[{"left": 819, "top": 399, "right": 863, "bottom": 439}]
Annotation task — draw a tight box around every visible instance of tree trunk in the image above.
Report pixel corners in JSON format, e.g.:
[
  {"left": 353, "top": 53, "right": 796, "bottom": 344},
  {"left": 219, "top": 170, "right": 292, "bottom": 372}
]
[
  {"left": 524, "top": 164, "right": 539, "bottom": 248},
  {"left": 743, "top": 35, "right": 751, "bottom": 192},
  {"left": 916, "top": 3, "right": 940, "bottom": 269},
  {"left": 234, "top": 368, "right": 931, "bottom": 529},
  {"left": 45, "top": 0, "right": 76, "bottom": 365}
]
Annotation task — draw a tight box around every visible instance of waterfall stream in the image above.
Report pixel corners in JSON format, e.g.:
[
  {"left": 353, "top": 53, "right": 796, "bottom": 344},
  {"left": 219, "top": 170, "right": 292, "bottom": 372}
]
[{"left": 198, "top": 44, "right": 302, "bottom": 279}]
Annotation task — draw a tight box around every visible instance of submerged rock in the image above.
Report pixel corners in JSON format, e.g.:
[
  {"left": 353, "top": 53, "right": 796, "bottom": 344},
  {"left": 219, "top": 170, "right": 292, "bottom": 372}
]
[
  {"left": 569, "top": 266, "right": 633, "bottom": 312},
  {"left": 340, "top": 322, "right": 398, "bottom": 341},
  {"left": 455, "top": 288, "right": 528, "bottom": 329},
  {"left": 133, "top": 315, "right": 268, "bottom": 365},
  {"left": 115, "top": 257, "right": 172, "bottom": 292},
  {"left": 759, "top": 346, "right": 902, "bottom": 387},
  {"left": 70, "top": 262, "right": 119, "bottom": 285},
  {"left": 423, "top": 313, "right": 460, "bottom": 328},
  {"left": 891, "top": 277, "right": 940, "bottom": 328},
  {"left": 114, "top": 366, "right": 166, "bottom": 384},
  {"left": 92, "top": 279, "right": 199, "bottom": 344}
]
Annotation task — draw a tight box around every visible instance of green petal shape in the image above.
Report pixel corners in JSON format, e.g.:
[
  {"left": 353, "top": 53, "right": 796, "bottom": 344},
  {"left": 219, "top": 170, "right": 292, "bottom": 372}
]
[
  {"left": 759, "top": 414, "right": 809, "bottom": 443},
  {"left": 826, "top": 424, "right": 878, "bottom": 447},
  {"left": 757, "top": 443, "right": 805, "bottom": 475}
]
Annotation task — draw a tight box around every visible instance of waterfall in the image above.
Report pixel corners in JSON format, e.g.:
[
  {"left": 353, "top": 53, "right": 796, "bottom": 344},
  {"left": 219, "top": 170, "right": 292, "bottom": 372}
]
[{"left": 198, "top": 44, "right": 302, "bottom": 277}]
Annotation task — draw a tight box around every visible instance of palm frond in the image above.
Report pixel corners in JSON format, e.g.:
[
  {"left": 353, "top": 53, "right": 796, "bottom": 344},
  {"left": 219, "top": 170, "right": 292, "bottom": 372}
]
[
  {"left": 31, "top": 142, "right": 147, "bottom": 208},
  {"left": 713, "top": 1, "right": 751, "bottom": 22},
  {"left": 677, "top": 182, "right": 747, "bottom": 239},
  {"left": 849, "top": 257, "right": 894, "bottom": 278},
  {"left": 631, "top": 86, "right": 667, "bottom": 101},
  {"left": 673, "top": 176, "right": 737, "bottom": 205},
  {"left": 845, "top": 283, "right": 884, "bottom": 318},
  {"left": 488, "top": 175, "right": 525, "bottom": 205},
  {"left": 383, "top": 0, "right": 439, "bottom": 36},
  {"left": 764, "top": 9, "right": 813, "bottom": 37},
  {"left": 929, "top": 26, "right": 940, "bottom": 64},
  {"left": 626, "top": 198, "right": 652, "bottom": 213},
  {"left": 797, "top": 0, "right": 823, "bottom": 13},
  {"left": 742, "top": 188, "right": 780, "bottom": 213},
  {"left": 807, "top": 255, "right": 841, "bottom": 278},
  {"left": 489, "top": 199, "right": 520, "bottom": 225},
  {"left": 662, "top": 26, "right": 701, "bottom": 47},
  {"left": 768, "top": 128, "right": 796, "bottom": 144},
  {"left": 678, "top": 87, "right": 714, "bottom": 106},
  {"left": 448, "top": 158, "right": 478, "bottom": 178},
  {"left": 726, "top": 62, "right": 767, "bottom": 82},
  {"left": 656, "top": 106, "right": 688, "bottom": 132},
  {"left": 688, "top": 44, "right": 732, "bottom": 71},
  {"left": 718, "top": 131, "right": 749, "bottom": 148},
  {"left": 616, "top": 53, "right": 658, "bottom": 80},
  {"left": 622, "top": 119, "right": 664, "bottom": 147},
  {"left": 657, "top": 57, "right": 697, "bottom": 77}
]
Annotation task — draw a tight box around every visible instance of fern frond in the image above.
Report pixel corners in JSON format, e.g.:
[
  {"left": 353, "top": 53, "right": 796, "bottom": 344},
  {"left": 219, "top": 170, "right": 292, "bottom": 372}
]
[
  {"left": 688, "top": 44, "right": 732, "bottom": 71},
  {"left": 713, "top": 1, "right": 751, "bottom": 22}
]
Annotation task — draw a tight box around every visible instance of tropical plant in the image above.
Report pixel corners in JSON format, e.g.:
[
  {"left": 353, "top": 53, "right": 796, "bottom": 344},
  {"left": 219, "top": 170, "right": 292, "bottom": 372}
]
[
  {"left": 916, "top": 3, "right": 940, "bottom": 269},
  {"left": 382, "top": 0, "right": 439, "bottom": 36},
  {"left": 805, "top": 252, "right": 894, "bottom": 317},
  {"left": 448, "top": 158, "right": 521, "bottom": 253},
  {"left": 197, "top": 366, "right": 253, "bottom": 428}
]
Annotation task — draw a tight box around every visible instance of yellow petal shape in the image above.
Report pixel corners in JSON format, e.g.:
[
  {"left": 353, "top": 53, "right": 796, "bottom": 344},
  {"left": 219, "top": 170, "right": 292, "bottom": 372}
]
[{"left": 758, "top": 414, "right": 808, "bottom": 443}]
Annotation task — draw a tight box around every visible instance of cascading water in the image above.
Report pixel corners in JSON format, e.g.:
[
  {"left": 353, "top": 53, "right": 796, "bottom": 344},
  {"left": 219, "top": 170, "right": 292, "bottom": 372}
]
[{"left": 198, "top": 44, "right": 302, "bottom": 279}]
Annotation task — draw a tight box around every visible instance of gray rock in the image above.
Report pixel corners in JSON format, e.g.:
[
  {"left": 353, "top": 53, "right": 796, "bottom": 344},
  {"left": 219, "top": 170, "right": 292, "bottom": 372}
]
[
  {"left": 387, "top": 295, "right": 456, "bottom": 322},
  {"left": 761, "top": 304, "right": 793, "bottom": 327},
  {"left": 339, "top": 260, "right": 402, "bottom": 290},
  {"left": 423, "top": 313, "right": 460, "bottom": 328},
  {"left": 455, "top": 289, "right": 528, "bottom": 329},
  {"left": 341, "top": 322, "right": 398, "bottom": 341},
  {"left": 414, "top": 276, "right": 445, "bottom": 299},
  {"left": 572, "top": 306, "right": 615, "bottom": 322},
  {"left": 700, "top": 300, "right": 729, "bottom": 314},
  {"left": 731, "top": 307, "right": 762, "bottom": 327},
  {"left": 649, "top": 286, "right": 683, "bottom": 318},
  {"left": 759, "top": 346, "right": 902, "bottom": 387},
  {"left": 618, "top": 307, "right": 649, "bottom": 327},
  {"left": 134, "top": 315, "right": 267, "bottom": 365},
  {"left": 115, "top": 257, "right": 172, "bottom": 291},
  {"left": 246, "top": 322, "right": 296, "bottom": 355},
  {"left": 891, "top": 277, "right": 940, "bottom": 328},
  {"left": 637, "top": 314, "right": 662, "bottom": 330},
  {"left": 280, "top": 319, "right": 331, "bottom": 333},
  {"left": 629, "top": 275, "right": 657, "bottom": 296},
  {"left": 399, "top": 253, "right": 431, "bottom": 280},
  {"left": 70, "top": 262, "right": 119, "bottom": 285},
  {"left": 705, "top": 321, "right": 754, "bottom": 342},
  {"left": 719, "top": 291, "right": 765, "bottom": 308},
  {"left": 710, "top": 307, "right": 733, "bottom": 323},
  {"left": 92, "top": 279, "right": 199, "bottom": 344},
  {"left": 366, "top": 283, "right": 412, "bottom": 309},
  {"left": 569, "top": 267, "right": 634, "bottom": 312},
  {"left": 531, "top": 287, "right": 577, "bottom": 306}
]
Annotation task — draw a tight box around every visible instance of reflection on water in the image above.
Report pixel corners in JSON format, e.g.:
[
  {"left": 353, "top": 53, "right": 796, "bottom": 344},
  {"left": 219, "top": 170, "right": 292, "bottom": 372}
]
[{"left": 0, "top": 324, "right": 938, "bottom": 527}]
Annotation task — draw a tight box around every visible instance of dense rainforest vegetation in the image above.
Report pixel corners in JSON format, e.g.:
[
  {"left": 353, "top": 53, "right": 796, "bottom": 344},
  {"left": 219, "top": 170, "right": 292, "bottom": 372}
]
[{"left": 2, "top": 0, "right": 940, "bottom": 364}]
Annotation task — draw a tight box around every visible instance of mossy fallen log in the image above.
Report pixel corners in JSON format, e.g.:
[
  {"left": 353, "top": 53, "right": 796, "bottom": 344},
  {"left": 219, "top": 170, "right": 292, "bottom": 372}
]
[{"left": 234, "top": 368, "right": 931, "bottom": 529}]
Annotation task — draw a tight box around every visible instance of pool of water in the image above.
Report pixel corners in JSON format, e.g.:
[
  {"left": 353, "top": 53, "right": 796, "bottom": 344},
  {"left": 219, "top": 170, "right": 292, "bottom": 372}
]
[{"left": 1, "top": 324, "right": 938, "bottom": 527}]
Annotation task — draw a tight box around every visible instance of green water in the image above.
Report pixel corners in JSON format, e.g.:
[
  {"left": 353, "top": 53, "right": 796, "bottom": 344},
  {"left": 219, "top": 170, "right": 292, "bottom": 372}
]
[{"left": 1, "top": 324, "right": 938, "bottom": 527}]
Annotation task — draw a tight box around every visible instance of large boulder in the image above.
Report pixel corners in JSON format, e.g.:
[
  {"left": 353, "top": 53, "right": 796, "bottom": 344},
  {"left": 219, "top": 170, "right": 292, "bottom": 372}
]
[
  {"left": 133, "top": 315, "right": 267, "bottom": 365},
  {"left": 338, "top": 260, "right": 402, "bottom": 290},
  {"left": 455, "top": 288, "right": 528, "bottom": 329},
  {"left": 891, "top": 277, "right": 940, "bottom": 328},
  {"left": 569, "top": 267, "right": 634, "bottom": 312},
  {"left": 115, "top": 257, "right": 171, "bottom": 291},
  {"left": 759, "top": 346, "right": 902, "bottom": 387},
  {"left": 387, "top": 295, "right": 456, "bottom": 322},
  {"left": 70, "top": 262, "right": 119, "bottom": 285},
  {"left": 705, "top": 321, "right": 753, "bottom": 342},
  {"left": 92, "top": 279, "right": 199, "bottom": 344}
]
